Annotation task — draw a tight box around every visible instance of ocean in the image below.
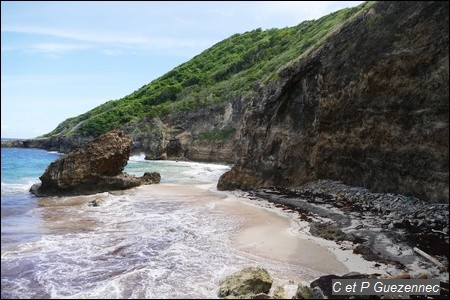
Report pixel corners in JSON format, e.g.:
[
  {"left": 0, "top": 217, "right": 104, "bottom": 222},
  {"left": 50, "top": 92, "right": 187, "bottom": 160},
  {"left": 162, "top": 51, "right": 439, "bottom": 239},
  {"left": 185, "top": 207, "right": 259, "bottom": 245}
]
[{"left": 1, "top": 147, "right": 329, "bottom": 298}]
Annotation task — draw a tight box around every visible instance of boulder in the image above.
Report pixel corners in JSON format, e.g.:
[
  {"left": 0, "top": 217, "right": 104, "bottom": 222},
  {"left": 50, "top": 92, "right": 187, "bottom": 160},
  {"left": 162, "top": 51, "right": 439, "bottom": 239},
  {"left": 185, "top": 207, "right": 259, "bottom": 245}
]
[
  {"left": 295, "top": 284, "right": 315, "bottom": 299},
  {"left": 218, "top": 267, "right": 273, "bottom": 298},
  {"left": 272, "top": 286, "right": 286, "bottom": 299},
  {"left": 30, "top": 130, "right": 159, "bottom": 196},
  {"left": 140, "top": 172, "right": 161, "bottom": 184}
]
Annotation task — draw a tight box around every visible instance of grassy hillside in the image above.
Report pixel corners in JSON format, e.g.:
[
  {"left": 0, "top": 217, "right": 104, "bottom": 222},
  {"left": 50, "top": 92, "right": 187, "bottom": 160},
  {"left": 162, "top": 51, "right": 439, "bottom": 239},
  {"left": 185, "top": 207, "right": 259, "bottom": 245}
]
[{"left": 43, "top": 2, "right": 372, "bottom": 138}]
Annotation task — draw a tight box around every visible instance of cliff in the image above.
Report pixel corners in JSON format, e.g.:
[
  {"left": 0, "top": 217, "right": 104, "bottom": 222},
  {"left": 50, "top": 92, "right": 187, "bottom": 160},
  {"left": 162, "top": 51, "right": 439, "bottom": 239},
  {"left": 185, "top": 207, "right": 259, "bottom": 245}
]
[
  {"left": 218, "top": 1, "right": 449, "bottom": 203},
  {"left": 11, "top": 3, "right": 368, "bottom": 162}
]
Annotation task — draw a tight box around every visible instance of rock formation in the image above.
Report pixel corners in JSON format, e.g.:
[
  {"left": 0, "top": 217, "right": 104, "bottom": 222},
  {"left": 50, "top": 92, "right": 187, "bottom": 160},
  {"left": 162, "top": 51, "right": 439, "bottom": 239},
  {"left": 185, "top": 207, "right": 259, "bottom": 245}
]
[
  {"left": 30, "top": 130, "right": 160, "bottom": 197},
  {"left": 130, "top": 100, "right": 242, "bottom": 163},
  {"left": 218, "top": 1, "right": 449, "bottom": 203},
  {"left": 218, "top": 267, "right": 273, "bottom": 298}
]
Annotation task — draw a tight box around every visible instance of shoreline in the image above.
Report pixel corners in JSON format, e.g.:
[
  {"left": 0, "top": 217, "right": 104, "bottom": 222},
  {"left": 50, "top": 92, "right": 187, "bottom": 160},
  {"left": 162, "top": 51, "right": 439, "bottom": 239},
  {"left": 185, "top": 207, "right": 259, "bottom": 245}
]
[
  {"left": 250, "top": 181, "right": 449, "bottom": 282},
  {"left": 139, "top": 183, "right": 450, "bottom": 298},
  {"left": 37, "top": 182, "right": 446, "bottom": 282},
  {"left": 4, "top": 176, "right": 448, "bottom": 298},
  {"left": 130, "top": 184, "right": 389, "bottom": 278}
]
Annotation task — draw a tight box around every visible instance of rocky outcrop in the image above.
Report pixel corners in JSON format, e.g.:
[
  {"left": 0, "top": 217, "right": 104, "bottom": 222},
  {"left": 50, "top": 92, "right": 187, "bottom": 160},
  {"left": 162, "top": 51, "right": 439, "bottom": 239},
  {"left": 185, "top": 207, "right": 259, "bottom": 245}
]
[
  {"left": 30, "top": 130, "right": 160, "bottom": 197},
  {"left": 218, "top": 270, "right": 448, "bottom": 299},
  {"left": 218, "top": 267, "right": 273, "bottom": 298},
  {"left": 140, "top": 172, "right": 161, "bottom": 184},
  {"left": 130, "top": 100, "right": 242, "bottom": 163},
  {"left": 218, "top": 1, "right": 449, "bottom": 203},
  {"left": 1, "top": 136, "right": 93, "bottom": 153}
]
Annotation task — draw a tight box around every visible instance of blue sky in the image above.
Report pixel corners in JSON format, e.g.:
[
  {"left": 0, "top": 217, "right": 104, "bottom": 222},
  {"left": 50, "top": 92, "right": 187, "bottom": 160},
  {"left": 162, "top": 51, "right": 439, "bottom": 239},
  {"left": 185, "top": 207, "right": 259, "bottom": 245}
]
[{"left": 1, "top": 1, "right": 363, "bottom": 138}]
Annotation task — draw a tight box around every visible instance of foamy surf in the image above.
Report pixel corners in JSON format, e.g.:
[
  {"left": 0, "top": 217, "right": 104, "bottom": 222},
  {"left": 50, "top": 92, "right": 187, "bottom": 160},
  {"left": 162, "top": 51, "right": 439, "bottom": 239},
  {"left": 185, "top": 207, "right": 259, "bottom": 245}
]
[
  {"left": 2, "top": 152, "right": 367, "bottom": 299},
  {"left": 1, "top": 182, "right": 343, "bottom": 299}
]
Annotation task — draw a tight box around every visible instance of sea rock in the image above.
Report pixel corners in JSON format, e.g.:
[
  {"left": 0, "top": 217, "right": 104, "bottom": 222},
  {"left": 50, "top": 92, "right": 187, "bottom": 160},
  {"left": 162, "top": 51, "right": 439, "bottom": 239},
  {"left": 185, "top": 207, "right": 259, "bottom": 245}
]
[
  {"left": 30, "top": 130, "right": 159, "bottom": 197},
  {"left": 140, "top": 172, "right": 161, "bottom": 184},
  {"left": 295, "top": 284, "right": 317, "bottom": 299},
  {"left": 273, "top": 286, "right": 286, "bottom": 299},
  {"left": 218, "top": 267, "right": 273, "bottom": 298}
]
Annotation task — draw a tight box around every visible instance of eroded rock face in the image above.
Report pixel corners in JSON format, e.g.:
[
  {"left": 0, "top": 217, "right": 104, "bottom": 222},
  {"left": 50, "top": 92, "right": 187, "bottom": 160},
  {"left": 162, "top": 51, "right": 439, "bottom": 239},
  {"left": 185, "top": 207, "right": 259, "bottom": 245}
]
[
  {"left": 130, "top": 100, "right": 242, "bottom": 163},
  {"left": 30, "top": 130, "right": 159, "bottom": 197},
  {"left": 218, "top": 1, "right": 449, "bottom": 203},
  {"left": 218, "top": 267, "right": 273, "bottom": 298}
]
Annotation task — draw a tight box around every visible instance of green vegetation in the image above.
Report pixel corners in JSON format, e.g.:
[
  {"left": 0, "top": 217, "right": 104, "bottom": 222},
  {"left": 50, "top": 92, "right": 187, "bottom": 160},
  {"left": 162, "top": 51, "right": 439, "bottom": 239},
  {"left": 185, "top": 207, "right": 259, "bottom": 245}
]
[
  {"left": 43, "top": 2, "right": 371, "bottom": 138},
  {"left": 199, "top": 128, "right": 236, "bottom": 141}
]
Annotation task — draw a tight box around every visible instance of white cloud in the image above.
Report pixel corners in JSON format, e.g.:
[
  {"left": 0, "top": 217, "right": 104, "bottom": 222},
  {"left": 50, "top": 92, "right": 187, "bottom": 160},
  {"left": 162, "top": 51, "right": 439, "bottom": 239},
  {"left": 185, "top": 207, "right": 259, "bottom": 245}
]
[
  {"left": 101, "top": 49, "right": 123, "bottom": 56},
  {"left": 25, "top": 43, "right": 91, "bottom": 54},
  {"left": 2, "top": 25, "right": 215, "bottom": 51}
]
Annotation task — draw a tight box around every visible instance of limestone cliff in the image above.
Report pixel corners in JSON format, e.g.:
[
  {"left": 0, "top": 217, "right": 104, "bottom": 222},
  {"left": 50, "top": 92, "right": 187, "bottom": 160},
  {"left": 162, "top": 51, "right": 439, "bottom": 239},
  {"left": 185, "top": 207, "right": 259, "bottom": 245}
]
[
  {"left": 218, "top": 1, "right": 449, "bottom": 203},
  {"left": 129, "top": 99, "right": 242, "bottom": 163}
]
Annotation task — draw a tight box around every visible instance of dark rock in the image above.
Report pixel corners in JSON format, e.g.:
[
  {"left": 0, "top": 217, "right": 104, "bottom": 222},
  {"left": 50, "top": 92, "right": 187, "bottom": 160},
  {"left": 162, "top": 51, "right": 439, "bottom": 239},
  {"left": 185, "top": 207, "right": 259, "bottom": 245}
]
[
  {"left": 140, "top": 172, "right": 161, "bottom": 185},
  {"left": 30, "top": 130, "right": 159, "bottom": 197},
  {"left": 310, "top": 273, "right": 373, "bottom": 299}
]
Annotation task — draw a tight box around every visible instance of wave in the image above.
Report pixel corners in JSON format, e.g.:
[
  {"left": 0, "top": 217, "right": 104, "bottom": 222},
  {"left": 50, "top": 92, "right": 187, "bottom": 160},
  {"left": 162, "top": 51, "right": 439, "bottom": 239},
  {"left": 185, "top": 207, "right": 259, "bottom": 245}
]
[
  {"left": 46, "top": 151, "right": 63, "bottom": 155},
  {"left": 129, "top": 153, "right": 146, "bottom": 161},
  {"left": 1, "top": 180, "right": 39, "bottom": 194},
  {"left": 125, "top": 159, "right": 230, "bottom": 184},
  {"left": 1, "top": 185, "right": 315, "bottom": 299}
]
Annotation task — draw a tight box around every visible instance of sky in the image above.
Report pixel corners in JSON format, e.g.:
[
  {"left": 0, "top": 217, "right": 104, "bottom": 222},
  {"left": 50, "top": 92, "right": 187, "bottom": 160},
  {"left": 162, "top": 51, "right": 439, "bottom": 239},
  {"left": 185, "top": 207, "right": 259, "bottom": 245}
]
[{"left": 1, "top": 1, "right": 363, "bottom": 138}]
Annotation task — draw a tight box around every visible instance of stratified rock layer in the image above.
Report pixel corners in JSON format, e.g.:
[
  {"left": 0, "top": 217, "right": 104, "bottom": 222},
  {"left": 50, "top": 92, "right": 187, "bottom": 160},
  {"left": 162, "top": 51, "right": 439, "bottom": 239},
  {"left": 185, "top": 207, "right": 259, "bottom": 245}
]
[
  {"left": 219, "top": 1, "right": 449, "bottom": 203},
  {"left": 30, "top": 130, "right": 159, "bottom": 196}
]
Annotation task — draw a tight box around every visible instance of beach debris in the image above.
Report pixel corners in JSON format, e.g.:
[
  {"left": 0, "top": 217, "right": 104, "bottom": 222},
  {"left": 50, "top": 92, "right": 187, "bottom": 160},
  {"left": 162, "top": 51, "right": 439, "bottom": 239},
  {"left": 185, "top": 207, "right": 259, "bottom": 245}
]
[{"left": 413, "top": 247, "right": 445, "bottom": 268}]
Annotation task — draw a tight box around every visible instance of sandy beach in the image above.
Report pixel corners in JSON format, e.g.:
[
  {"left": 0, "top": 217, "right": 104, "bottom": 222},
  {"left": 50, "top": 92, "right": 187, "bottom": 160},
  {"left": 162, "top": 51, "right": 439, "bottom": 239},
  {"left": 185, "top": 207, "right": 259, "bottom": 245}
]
[
  {"left": 36, "top": 182, "right": 397, "bottom": 280},
  {"left": 139, "top": 183, "right": 387, "bottom": 278},
  {"left": 26, "top": 180, "right": 441, "bottom": 298}
]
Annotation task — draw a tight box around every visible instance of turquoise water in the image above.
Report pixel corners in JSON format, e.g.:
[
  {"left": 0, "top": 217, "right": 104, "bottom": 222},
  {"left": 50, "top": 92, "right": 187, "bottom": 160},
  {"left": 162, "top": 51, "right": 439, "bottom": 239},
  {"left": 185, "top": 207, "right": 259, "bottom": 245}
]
[{"left": 1, "top": 148, "right": 62, "bottom": 247}]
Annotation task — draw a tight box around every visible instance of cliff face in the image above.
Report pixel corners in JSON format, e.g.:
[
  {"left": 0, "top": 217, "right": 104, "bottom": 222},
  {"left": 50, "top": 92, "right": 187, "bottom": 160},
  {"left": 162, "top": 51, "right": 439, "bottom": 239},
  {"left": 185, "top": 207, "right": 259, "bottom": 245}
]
[
  {"left": 130, "top": 98, "right": 243, "bottom": 163},
  {"left": 218, "top": 1, "right": 449, "bottom": 203}
]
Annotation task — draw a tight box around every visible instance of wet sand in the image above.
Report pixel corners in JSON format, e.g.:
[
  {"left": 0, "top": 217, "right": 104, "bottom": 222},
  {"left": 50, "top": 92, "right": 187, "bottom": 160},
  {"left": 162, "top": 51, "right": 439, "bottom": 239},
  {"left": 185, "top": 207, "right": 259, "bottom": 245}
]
[
  {"left": 140, "top": 184, "right": 381, "bottom": 276},
  {"left": 38, "top": 183, "right": 384, "bottom": 279}
]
